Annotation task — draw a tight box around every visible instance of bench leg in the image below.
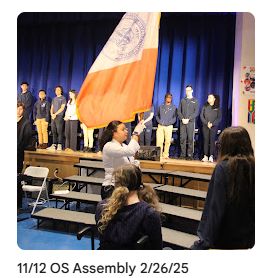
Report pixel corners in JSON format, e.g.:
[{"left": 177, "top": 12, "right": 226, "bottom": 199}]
[{"left": 91, "top": 231, "right": 95, "bottom": 250}]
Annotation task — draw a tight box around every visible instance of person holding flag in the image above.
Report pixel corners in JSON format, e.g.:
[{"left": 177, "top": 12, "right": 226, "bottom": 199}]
[{"left": 99, "top": 120, "right": 146, "bottom": 199}]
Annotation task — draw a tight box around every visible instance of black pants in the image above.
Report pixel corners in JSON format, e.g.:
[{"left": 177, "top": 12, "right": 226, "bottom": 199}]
[
  {"left": 51, "top": 115, "right": 64, "bottom": 144},
  {"left": 202, "top": 125, "right": 218, "bottom": 156},
  {"left": 140, "top": 125, "right": 153, "bottom": 146},
  {"left": 65, "top": 120, "right": 78, "bottom": 151},
  {"left": 180, "top": 122, "right": 195, "bottom": 157}
]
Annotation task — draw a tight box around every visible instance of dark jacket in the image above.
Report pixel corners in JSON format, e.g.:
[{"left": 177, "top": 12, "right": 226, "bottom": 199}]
[
  {"left": 17, "top": 116, "right": 32, "bottom": 173},
  {"left": 190, "top": 160, "right": 255, "bottom": 250},
  {"left": 33, "top": 99, "right": 50, "bottom": 122},
  {"left": 17, "top": 91, "right": 33, "bottom": 119},
  {"left": 200, "top": 104, "right": 222, "bottom": 126},
  {"left": 95, "top": 200, "right": 163, "bottom": 250},
  {"left": 156, "top": 103, "right": 177, "bottom": 126},
  {"left": 177, "top": 97, "right": 199, "bottom": 123}
]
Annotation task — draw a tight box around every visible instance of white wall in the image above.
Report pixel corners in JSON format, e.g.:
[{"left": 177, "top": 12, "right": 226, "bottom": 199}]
[{"left": 232, "top": 12, "right": 255, "bottom": 151}]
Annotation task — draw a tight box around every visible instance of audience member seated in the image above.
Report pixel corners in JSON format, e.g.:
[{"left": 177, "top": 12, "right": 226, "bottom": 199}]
[
  {"left": 95, "top": 164, "right": 163, "bottom": 250},
  {"left": 190, "top": 126, "right": 255, "bottom": 249}
]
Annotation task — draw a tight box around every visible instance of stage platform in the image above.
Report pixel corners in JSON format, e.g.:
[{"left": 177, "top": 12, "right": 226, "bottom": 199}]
[{"left": 24, "top": 149, "right": 215, "bottom": 178}]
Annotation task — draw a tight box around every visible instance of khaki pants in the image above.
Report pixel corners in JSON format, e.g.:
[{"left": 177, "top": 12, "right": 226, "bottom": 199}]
[
  {"left": 82, "top": 123, "right": 94, "bottom": 148},
  {"left": 156, "top": 124, "right": 173, "bottom": 158},
  {"left": 36, "top": 118, "right": 48, "bottom": 144}
]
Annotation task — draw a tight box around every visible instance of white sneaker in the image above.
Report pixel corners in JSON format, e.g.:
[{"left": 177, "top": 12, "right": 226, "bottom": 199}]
[
  {"left": 201, "top": 155, "right": 208, "bottom": 162},
  {"left": 209, "top": 155, "right": 214, "bottom": 163},
  {"left": 57, "top": 144, "right": 62, "bottom": 151},
  {"left": 47, "top": 144, "right": 56, "bottom": 150}
]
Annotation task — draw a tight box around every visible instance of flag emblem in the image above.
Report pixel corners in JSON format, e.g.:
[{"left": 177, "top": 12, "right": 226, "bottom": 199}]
[{"left": 102, "top": 13, "right": 146, "bottom": 61}]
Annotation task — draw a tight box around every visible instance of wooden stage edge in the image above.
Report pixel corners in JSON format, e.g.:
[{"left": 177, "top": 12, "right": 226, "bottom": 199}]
[{"left": 24, "top": 150, "right": 215, "bottom": 179}]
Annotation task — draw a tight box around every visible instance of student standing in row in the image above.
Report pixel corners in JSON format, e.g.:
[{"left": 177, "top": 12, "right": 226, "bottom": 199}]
[
  {"left": 17, "top": 81, "right": 33, "bottom": 121},
  {"left": 47, "top": 86, "right": 66, "bottom": 151},
  {"left": 64, "top": 90, "right": 79, "bottom": 151},
  {"left": 33, "top": 90, "right": 50, "bottom": 149},
  {"left": 81, "top": 123, "right": 94, "bottom": 152},
  {"left": 156, "top": 93, "right": 177, "bottom": 159},
  {"left": 177, "top": 85, "right": 199, "bottom": 160},
  {"left": 138, "top": 105, "right": 154, "bottom": 146},
  {"left": 200, "top": 94, "right": 222, "bottom": 162}
]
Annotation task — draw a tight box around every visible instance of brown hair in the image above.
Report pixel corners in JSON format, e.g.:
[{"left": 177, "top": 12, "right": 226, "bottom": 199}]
[
  {"left": 68, "top": 90, "right": 77, "bottom": 104},
  {"left": 98, "top": 164, "right": 161, "bottom": 233},
  {"left": 17, "top": 101, "right": 25, "bottom": 110},
  {"left": 218, "top": 126, "right": 255, "bottom": 206}
]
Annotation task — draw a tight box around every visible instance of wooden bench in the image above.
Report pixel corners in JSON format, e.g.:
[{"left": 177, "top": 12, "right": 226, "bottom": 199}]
[
  {"left": 63, "top": 175, "right": 104, "bottom": 192},
  {"left": 141, "top": 168, "right": 173, "bottom": 184},
  {"left": 74, "top": 161, "right": 104, "bottom": 176},
  {"left": 51, "top": 191, "right": 102, "bottom": 209},
  {"left": 156, "top": 185, "right": 207, "bottom": 206},
  {"left": 159, "top": 202, "right": 202, "bottom": 235},
  {"left": 51, "top": 183, "right": 162, "bottom": 209},
  {"left": 167, "top": 171, "right": 211, "bottom": 187},
  {"left": 31, "top": 208, "right": 97, "bottom": 249},
  {"left": 74, "top": 160, "right": 173, "bottom": 185},
  {"left": 162, "top": 227, "right": 198, "bottom": 249},
  {"left": 31, "top": 203, "right": 201, "bottom": 250}
]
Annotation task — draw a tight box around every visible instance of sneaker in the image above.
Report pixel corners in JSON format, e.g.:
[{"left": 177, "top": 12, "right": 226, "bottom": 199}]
[
  {"left": 86, "top": 147, "right": 93, "bottom": 153},
  {"left": 209, "top": 155, "right": 214, "bottom": 163},
  {"left": 82, "top": 146, "right": 89, "bottom": 152},
  {"left": 178, "top": 156, "right": 186, "bottom": 160},
  {"left": 41, "top": 143, "right": 48, "bottom": 149},
  {"left": 57, "top": 144, "right": 62, "bottom": 151},
  {"left": 47, "top": 144, "right": 56, "bottom": 150},
  {"left": 201, "top": 155, "right": 208, "bottom": 162},
  {"left": 37, "top": 144, "right": 43, "bottom": 149},
  {"left": 186, "top": 156, "right": 193, "bottom": 161}
]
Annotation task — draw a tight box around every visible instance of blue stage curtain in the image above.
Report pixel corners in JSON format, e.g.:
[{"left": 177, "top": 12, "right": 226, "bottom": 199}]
[{"left": 17, "top": 12, "right": 235, "bottom": 130}]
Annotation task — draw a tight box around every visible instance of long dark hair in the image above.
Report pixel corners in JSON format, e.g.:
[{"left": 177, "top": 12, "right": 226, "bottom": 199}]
[
  {"left": 205, "top": 94, "right": 220, "bottom": 109},
  {"left": 218, "top": 126, "right": 255, "bottom": 206},
  {"left": 99, "top": 120, "right": 122, "bottom": 151},
  {"left": 68, "top": 90, "right": 77, "bottom": 104}
]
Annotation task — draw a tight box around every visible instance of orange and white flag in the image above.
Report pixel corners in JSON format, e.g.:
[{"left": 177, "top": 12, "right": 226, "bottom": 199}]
[{"left": 76, "top": 12, "right": 160, "bottom": 129}]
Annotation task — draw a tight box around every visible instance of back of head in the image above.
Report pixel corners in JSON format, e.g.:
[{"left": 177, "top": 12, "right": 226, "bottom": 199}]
[
  {"left": 218, "top": 126, "right": 255, "bottom": 206},
  {"left": 98, "top": 164, "right": 142, "bottom": 233},
  {"left": 17, "top": 101, "right": 25, "bottom": 109},
  {"left": 99, "top": 120, "right": 122, "bottom": 151},
  {"left": 138, "top": 184, "right": 160, "bottom": 213},
  {"left": 218, "top": 126, "right": 254, "bottom": 159},
  {"left": 113, "top": 164, "right": 142, "bottom": 191}
]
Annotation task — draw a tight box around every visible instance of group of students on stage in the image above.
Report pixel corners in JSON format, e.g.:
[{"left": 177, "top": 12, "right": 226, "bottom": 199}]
[
  {"left": 17, "top": 82, "right": 94, "bottom": 153},
  {"left": 154, "top": 85, "right": 222, "bottom": 162},
  {"left": 17, "top": 81, "right": 254, "bottom": 250},
  {"left": 18, "top": 82, "right": 222, "bottom": 163}
]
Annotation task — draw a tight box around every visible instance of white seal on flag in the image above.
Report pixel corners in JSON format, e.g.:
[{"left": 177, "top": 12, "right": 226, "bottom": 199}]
[{"left": 102, "top": 13, "right": 146, "bottom": 61}]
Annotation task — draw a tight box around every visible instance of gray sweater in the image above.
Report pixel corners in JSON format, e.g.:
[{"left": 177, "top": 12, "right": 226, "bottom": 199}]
[
  {"left": 177, "top": 97, "right": 199, "bottom": 122},
  {"left": 200, "top": 104, "right": 222, "bottom": 126}
]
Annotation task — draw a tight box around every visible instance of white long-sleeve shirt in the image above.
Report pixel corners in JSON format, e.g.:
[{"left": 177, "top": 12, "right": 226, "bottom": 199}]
[{"left": 102, "top": 138, "right": 140, "bottom": 186}]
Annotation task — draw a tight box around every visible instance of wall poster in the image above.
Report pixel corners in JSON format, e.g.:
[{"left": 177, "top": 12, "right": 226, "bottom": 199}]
[{"left": 242, "top": 66, "right": 255, "bottom": 94}]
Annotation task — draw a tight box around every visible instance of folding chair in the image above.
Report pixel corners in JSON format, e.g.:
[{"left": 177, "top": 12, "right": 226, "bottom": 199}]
[{"left": 22, "top": 166, "right": 50, "bottom": 214}]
